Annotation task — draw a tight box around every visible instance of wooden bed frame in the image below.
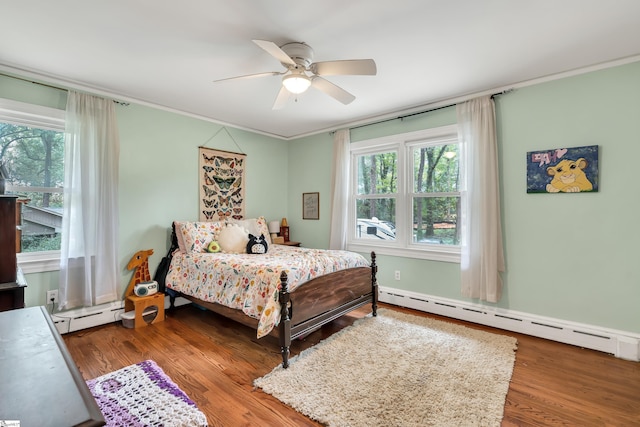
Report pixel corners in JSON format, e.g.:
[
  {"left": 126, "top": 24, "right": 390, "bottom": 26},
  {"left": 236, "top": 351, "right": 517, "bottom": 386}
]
[{"left": 161, "top": 225, "right": 378, "bottom": 368}]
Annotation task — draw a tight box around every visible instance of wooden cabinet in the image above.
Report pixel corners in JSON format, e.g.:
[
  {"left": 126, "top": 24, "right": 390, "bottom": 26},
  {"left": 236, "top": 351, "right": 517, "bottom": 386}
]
[
  {"left": 0, "top": 195, "right": 17, "bottom": 284},
  {"left": 0, "top": 268, "right": 26, "bottom": 311},
  {"left": 0, "top": 195, "right": 24, "bottom": 311}
]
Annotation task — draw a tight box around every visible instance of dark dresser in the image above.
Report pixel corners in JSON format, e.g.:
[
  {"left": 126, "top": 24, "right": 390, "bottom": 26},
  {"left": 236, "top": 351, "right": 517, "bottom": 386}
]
[
  {"left": 0, "top": 306, "right": 105, "bottom": 426},
  {"left": 0, "top": 195, "right": 26, "bottom": 311}
]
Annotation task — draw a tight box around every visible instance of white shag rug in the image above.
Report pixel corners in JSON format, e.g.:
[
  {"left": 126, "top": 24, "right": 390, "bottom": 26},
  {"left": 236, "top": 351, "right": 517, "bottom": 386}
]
[{"left": 254, "top": 308, "right": 517, "bottom": 427}]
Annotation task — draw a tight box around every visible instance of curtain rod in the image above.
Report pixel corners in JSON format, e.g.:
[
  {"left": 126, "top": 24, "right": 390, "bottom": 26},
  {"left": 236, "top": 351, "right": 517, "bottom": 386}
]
[
  {"left": 0, "top": 72, "right": 130, "bottom": 106},
  {"left": 349, "top": 89, "right": 513, "bottom": 132}
]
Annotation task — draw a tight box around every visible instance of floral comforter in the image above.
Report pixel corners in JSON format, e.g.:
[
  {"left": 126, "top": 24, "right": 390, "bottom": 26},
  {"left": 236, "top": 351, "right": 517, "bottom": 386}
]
[{"left": 165, "top": 245, "right": 369, "bottom": 338}]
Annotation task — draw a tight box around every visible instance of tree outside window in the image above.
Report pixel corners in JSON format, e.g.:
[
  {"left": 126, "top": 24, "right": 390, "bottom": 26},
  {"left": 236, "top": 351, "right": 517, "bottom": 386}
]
[
  {"left": 0, "top": 122, "right": 64, "bottom": 252},
  {"left": 355, "top": 151, "right": 397, "bottom": 241},
  {"left": 412, "top": 143, "right": 460, "bottom": 245}
]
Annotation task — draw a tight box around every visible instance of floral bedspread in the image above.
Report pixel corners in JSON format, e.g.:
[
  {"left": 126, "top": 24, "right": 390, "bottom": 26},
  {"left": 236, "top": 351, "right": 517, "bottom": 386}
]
[{"left": 165, "top": 245, "right": 369, "bottom": 338}]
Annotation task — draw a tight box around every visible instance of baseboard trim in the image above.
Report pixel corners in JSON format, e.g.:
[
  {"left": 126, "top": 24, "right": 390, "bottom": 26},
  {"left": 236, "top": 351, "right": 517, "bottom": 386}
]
[
  {"left": 378, "top": 286, "right": 640, "bottom": 362},
  {"left": 50, "top": 295, "right": 191, "bottom": 334},
  {"left": 49, "top": 287, "right": 639, "bottom": 361},
  {"left": 50, "top": 300, "right": 125, "bottom": 334}
]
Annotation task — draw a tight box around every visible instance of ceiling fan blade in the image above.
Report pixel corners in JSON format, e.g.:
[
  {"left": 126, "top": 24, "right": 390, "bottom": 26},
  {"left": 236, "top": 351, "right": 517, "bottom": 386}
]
[
  {"left": 252, "top": 40, "right": 296, "bottom": 66},
  {"left": 214, "top": 71, "right": 282, "bottom": 83},
  {"left": 311, "top": 59, "right": 377, "bottom": 76},
  {"left": 272, "top": 86, "right": 291, "bottom": 110},
  {"left": 311, "top": 77, "right": 356, "bottom": 105}
]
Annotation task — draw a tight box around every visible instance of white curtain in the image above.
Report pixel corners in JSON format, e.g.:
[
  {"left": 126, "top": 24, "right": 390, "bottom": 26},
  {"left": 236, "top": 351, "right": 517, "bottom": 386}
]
[
  {"left": 328, "top": 129, "right": 350, "bottom": 250},
  {"left": 457, "top": 96, "right": 505, "bottom": 302},
  {"left": 59, "top": 91, "right": 120, "bottom": 310}
]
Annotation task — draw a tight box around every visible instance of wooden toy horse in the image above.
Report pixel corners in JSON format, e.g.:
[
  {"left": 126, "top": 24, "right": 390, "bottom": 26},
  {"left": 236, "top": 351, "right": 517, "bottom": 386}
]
[{"left": 125, "top": 249, "right": 154, "bottom": 298}]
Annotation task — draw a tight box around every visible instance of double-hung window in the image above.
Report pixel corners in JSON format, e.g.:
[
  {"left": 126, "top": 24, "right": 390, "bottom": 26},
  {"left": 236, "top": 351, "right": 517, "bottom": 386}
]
[
  {"left": 0, "top": 98, "right": 65, "bottom": 272},
  {"left": 348, "top": 124, "right": 461, "bottom": 262}
]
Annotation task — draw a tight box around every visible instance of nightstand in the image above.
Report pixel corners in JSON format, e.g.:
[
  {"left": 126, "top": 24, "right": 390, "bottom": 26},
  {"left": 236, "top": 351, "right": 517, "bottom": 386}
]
[
  {"left": 124, "top": 293, "right": 165, "bottom": 328},
  {"left": 278, "top": 241, "right": 301, "bottom": 247}
]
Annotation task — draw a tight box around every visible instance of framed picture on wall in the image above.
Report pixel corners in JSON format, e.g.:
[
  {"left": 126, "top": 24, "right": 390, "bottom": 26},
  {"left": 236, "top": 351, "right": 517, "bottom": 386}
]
[
  {"left": 302, "top": 192, "right": 319, "bottom": 220},
  {"left": 526, "top": 145, "right": 599, "bottom": 193}
]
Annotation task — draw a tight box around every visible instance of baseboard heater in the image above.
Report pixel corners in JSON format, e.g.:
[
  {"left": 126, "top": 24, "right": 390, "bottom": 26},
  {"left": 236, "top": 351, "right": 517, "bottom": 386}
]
[
  {"left": 379, "top": 286, "right": 640, "bottom": 362},
  {"left": 50, "top": 296, "right": 190, "bottom": 334}
]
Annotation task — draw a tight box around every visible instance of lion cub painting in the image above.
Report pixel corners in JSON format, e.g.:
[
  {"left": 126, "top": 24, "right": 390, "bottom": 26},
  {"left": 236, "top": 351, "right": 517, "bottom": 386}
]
[
  {"left": 545, "top": 158, "right": 593, "bottom": 193},
  {"left": 526, "top": 145, "right": 598, "bottom": 193}
]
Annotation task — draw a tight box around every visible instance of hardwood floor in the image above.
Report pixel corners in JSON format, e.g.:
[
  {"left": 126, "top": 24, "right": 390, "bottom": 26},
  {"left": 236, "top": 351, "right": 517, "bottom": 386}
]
[{"left": 63, "top": 303, "right": 640, "bottom": 426}]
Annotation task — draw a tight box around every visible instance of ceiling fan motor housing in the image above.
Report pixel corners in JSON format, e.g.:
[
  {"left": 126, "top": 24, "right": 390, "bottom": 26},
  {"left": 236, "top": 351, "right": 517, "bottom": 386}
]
[{"left": 280, "top": 43, "right": 314, "bottom": 69}]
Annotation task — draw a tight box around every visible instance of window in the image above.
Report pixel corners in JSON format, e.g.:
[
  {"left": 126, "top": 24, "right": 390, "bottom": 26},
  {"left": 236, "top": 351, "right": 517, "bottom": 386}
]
[
  {"left": 348, "top": 125, "right": 461, "bottom": 262},
  {"left": 0, "top": 98, "right": 65, "bottom": 272}
]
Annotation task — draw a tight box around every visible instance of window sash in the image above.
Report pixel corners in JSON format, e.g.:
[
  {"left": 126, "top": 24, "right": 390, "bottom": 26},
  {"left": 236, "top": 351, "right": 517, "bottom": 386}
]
[{"left": 348, "top": 125, "right": 461, "bottom": 262}]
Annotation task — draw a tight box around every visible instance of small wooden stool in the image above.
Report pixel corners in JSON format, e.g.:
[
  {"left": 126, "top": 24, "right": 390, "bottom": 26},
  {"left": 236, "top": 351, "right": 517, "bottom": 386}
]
[{"left": 124, "top": 293, "right": 165, "bottom": 328}]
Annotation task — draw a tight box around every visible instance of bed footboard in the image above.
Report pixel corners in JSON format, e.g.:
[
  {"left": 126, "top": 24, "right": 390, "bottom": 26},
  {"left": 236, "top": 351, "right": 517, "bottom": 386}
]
[{"left": 278, "top": 251, "right": 378, "bottom": 369}]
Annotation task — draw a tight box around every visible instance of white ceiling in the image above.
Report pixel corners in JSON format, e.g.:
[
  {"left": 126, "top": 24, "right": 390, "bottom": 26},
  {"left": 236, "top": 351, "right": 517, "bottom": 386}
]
[{"left": 2, "top": 0, "right": 640, "bottom": 139}]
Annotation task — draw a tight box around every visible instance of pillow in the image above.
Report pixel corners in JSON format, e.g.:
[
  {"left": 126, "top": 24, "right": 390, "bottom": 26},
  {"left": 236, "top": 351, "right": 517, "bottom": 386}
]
[
  {"left": 228, "top": 218, "right": 260, "bottom": 238},
  {"left": 255, "top": 216, "right": 272, "bottom": 245},
  {"left": 173, "top": 221, "right": 188, "bottom": 253},
  {"left": 177, "top": 221, "right": 224, "bottom": 253},
  {"left": 228, "top": 216, "right": 272, "bottom": 245},
  {"left": 246, "top": 233, "right": 268, "bottom": 254},
  {"left": 217, "top": 223, "right": 249, "bottom": 254}
]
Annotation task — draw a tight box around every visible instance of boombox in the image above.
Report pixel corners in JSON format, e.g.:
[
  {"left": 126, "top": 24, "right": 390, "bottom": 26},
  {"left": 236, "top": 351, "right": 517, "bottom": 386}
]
[{"left": 134, "top": 280, "right": 158, "bottom": 297}]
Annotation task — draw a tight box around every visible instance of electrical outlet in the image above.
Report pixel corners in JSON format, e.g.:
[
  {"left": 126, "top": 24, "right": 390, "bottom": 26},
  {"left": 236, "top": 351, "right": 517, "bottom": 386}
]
[
  {"left": 394, "top": 270, "right": 401, "bottom": 280},
  {"left": 46, "top": 290, "right": 59, "bottom": 304}
]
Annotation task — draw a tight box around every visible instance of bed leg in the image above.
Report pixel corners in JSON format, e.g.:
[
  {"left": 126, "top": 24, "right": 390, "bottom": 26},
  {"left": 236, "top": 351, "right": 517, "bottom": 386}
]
[
  {"left": 371, "top": 251, "right": 378, "bottom": 317},
  {"left": 166, "top": 289, "right": 178, "bottom": 310},
  {"left": 278, "top": 271, "right": 291, "bottom": 369}
]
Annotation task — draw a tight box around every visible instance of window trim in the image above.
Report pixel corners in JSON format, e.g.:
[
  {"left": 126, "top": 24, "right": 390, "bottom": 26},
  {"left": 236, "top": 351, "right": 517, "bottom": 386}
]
[
  {"left": 1, "top": 98, "right": 65, "bottom": 273},
  {"left": 347, "top": 124, "right": 461, "bottom": 263},
  {"left": 18, "top": 251, "right": 62, "bottom": 273},
  {"left": 0, "top": 98, "right": 65, "bottom": 130}
]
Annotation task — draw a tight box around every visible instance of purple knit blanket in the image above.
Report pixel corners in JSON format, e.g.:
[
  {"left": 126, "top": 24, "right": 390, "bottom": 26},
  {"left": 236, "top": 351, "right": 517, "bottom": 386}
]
[{"left": 86, "top": 360, "right": 208, "bottom": 427}]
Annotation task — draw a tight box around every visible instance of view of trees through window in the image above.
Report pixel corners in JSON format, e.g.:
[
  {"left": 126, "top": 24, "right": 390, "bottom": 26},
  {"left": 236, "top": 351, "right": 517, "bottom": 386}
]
[
  {"left": 412, "top": 144, "right": 460, "bottom": 245},
  {"left": 356, "top": 151, "right": 397, "bottom": 240},
  {"left": 355, "top": 142, "right": 460, "bottom": 245},
  {"left": 0, "top": 122, "right": 64, "bottom": 252}
]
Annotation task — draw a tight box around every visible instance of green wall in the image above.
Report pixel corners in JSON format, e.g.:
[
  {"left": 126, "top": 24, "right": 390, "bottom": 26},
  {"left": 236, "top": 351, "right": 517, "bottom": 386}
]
[
  {"left": 1, "top": 74, "right": 289, "bottom": 306},
  {"left": 3, "top": 59, "right": 639, "bottom": 334},
  {"left": 116, "top": 104, "right": 289, "bottom": 292},
  {"left": 288, "top": 61, "right": 640, "bottom": 334},
  {"left": 496, "top": 62, "right": 640, "bottom": 332}
]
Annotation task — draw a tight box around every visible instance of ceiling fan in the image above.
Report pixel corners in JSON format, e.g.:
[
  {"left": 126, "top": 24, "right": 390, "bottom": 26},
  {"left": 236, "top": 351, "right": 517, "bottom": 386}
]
[{"left": 214, "top": 40, "right": 377, "bottom": 109}]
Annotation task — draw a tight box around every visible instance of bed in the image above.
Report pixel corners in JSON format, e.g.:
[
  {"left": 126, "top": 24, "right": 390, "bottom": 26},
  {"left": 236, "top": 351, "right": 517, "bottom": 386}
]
[{"left": 158, "top": 218, "right": 378, "bottom": 368}]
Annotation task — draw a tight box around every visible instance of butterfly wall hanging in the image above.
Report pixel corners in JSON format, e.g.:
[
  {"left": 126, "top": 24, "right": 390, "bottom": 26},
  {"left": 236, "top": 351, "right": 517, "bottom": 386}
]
[{"left": 199, "top": 147, "right": 246, "bottom": 221}]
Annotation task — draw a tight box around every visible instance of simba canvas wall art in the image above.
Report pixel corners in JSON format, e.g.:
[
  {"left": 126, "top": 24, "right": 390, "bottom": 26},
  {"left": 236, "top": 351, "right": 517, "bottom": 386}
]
[
  {"left": 526, "top": 145, "right": 598, "bottom": 193},
  {"left": 199, "top": 147, "right": 246, "bottom": 221}
]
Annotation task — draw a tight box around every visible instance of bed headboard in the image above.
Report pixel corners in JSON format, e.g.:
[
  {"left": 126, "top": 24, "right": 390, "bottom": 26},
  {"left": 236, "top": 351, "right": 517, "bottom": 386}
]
[
  {"left": 152, "top": 222, "right": 180, "bottom": 293},
  {"left": 170, "top": 221, "right": 179, "bottom": 253}
]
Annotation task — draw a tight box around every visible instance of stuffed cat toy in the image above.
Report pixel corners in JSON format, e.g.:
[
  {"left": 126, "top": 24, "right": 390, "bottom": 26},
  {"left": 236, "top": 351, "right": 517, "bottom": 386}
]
[{"left": 246, "top": 233, "right": 268, "bottom": 254}]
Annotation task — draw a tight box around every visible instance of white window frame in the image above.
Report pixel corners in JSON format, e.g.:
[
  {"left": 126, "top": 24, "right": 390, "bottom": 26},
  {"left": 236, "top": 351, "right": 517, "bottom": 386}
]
[
  {"left": 347, "top": 124, "right": 461, "bottom": 262},
  {"left": 0, "top": 98, "right": 65, "bottom": 273}
]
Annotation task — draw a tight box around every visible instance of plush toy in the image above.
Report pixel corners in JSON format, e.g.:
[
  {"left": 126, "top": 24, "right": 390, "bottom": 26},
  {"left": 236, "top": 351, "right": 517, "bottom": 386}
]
[
  {"left": 206, "top": 240, "right": 221, "bottom": 253},
  {"left": 246, "top": 233, "right": 268, "bottom": 254}
]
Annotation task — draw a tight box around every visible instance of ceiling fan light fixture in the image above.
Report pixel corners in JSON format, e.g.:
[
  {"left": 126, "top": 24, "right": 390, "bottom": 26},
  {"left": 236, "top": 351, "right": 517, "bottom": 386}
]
[{"left": 282, "top": 73, "right": 311, "bottom": 94}]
